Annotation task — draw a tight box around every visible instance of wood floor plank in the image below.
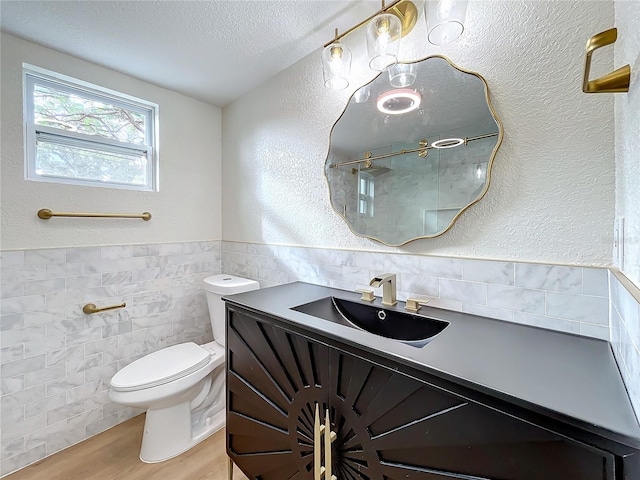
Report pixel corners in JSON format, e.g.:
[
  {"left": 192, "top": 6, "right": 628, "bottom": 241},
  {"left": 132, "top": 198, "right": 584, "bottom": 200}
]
[{"left": 6, "top": 415, "right": 248, "bottom": 480}]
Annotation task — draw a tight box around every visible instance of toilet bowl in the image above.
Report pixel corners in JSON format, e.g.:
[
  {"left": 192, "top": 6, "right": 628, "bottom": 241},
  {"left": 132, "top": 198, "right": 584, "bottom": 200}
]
[{"left": 109, "top": 274, "right": 259, "bottom": 463}]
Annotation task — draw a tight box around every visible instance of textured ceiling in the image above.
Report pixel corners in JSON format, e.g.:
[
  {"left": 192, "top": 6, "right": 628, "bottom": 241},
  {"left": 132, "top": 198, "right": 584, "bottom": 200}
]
[{"left": 0, "top": 0, "right": 382, "bottom": 107}]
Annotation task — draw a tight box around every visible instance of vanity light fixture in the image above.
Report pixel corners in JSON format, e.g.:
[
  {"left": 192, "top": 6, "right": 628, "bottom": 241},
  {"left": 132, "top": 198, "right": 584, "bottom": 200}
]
[
  {"left": 425, "top": 0, "right": 468, "bottom": 45},
  {"left": 322, "top": 29, "right": 352, "bottom": 90},
  {"left": 431, "top": 137, "right": 465, "bottom": 148},
  {"left": 376, "top": 88, "right": 421, "bottom": 115},
  {"left": 322, "top": 0, "right": 418, "bottom": 88}
]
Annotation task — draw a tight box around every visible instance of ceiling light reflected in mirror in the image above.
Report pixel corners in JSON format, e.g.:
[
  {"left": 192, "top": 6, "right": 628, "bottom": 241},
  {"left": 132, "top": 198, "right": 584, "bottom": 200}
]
[
  {"left": 376, "top": 89, "right": 421, "bottom": 115},
  {"left": 431, "top": 137, "right": 464, "bottom": 148}
]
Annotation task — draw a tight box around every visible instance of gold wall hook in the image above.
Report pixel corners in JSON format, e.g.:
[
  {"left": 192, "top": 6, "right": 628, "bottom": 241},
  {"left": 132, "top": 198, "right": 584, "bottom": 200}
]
[{"left": 583, "top": 28, "right": 631, "bottom": 93}]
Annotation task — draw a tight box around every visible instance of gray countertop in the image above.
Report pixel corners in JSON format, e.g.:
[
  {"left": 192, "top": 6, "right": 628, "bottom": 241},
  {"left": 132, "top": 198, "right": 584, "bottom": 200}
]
[{"left": 224, "top": 281, "right": 640, "bottom": 446}]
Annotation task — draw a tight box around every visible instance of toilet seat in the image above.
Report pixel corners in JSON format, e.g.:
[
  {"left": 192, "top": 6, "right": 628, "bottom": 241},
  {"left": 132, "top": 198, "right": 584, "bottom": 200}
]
[{"left": 111, "top": 342, "right": 211, "bottom": 392}]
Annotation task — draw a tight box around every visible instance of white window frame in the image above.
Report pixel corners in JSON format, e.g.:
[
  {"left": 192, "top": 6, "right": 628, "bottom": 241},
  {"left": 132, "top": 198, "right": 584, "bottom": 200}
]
[
  {"left": 358, "top": 173, "right": 375, "bottom": 217},
  {"left": 23, "top": 64, "right": 159, "bottom": 191}
]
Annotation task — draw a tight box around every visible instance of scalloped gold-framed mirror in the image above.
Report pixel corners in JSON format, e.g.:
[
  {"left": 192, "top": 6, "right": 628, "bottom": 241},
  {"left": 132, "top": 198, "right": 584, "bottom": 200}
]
[{"left": 325, "top": 55, "right": 503, "bottom": 246}]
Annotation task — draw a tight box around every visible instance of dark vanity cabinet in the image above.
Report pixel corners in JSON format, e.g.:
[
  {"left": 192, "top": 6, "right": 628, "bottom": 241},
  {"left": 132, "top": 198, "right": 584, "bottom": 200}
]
[{"left": 226, "top": 306, "right": 621, "bottom": 480}]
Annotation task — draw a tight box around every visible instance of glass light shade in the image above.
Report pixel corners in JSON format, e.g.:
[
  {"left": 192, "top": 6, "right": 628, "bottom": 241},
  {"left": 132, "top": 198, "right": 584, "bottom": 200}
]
[
  {"left": 322, "top": 41, "right": 352, "bottom": 90},
  {"left": 351, "top": 85, "right": 370, "bottom": 104},
  {"left": 388, "top": 63, "right": 416, "bottom": 87},
  {"left": 425, "top": 0, "right": 468, "bottom": 45},
  {"left": 366, "top": 13, "right": 402, "bottom": 71}
]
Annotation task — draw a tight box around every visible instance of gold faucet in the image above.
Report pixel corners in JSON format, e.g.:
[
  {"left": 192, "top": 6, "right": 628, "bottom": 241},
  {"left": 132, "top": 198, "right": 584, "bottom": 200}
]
[{"left": 369, "top": 273, "right": 397, "bottom": 306}]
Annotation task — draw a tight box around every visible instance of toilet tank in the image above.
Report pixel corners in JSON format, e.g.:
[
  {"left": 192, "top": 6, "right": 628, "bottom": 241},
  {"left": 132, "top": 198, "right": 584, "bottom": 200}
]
[{"left": 203, "top": 274, "right": 260, "bottom": 346}]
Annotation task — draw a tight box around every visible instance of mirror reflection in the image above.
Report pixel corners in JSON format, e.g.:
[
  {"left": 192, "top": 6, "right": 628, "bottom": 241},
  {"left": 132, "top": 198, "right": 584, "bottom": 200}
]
[{"left": 325, "top": 56, "right": 502, "bottom": 246}]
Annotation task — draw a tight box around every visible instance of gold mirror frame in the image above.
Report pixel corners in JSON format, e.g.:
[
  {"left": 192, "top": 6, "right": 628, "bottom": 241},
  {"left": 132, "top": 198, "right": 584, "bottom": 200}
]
[{"left": 324, "top": 55, "right": 504, "bottom": 247}]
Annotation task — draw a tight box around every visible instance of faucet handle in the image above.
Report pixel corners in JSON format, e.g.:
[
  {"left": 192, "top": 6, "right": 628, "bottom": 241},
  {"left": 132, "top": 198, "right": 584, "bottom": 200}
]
[
  {"left": 405, "top": 298, "right": 430, "bottom": 313},
  {"left": 356, "top": 289, "right": 375, "bottom": 302}
]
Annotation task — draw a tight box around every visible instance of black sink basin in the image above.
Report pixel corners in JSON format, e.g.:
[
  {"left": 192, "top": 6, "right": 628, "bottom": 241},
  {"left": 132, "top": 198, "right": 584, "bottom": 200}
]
[{"left": 292, "top": 296, "right": 449, "bottom": 347}]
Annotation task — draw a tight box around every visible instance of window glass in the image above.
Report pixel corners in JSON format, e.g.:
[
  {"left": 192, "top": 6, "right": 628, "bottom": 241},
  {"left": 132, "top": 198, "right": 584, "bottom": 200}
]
[
  {"left": 33, "top": 83, "right": 147, "bottom": 144},
  {"left": 24, "top": 65, "right": 158, "bottom": 191},
  {"left": 35, "top": 135, "right": 149, "bottom": 186}
]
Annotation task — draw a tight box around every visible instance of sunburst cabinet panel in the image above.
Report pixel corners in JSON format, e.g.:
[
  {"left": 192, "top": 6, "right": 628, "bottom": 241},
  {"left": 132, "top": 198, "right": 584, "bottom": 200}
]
[
  {"left": 227, "top": 307, "right": 615, "bottom": 480},
  {"left": 227, "top": 308, "right": 330, "bottom": 480}
]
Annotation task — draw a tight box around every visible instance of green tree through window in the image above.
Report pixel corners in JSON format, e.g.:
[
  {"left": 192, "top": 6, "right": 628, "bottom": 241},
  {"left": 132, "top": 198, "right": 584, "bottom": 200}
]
[{"left": 24, "top": 66, "right": 157, "bottom": 190}]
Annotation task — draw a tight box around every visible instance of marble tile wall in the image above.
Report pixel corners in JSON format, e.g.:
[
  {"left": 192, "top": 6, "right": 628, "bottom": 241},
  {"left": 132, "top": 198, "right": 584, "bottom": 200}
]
[
  {"left": 221, "top": 241, "right": 611, "bottom": 340},
  {"left": 610, "top": 271, "right": 640, "bottom": 422},
  {"left": 0, "top": 241, "right": 220, "bottom": 477},
  {"left": 0, "top": 239, "right": 621, "bottom": 476}
]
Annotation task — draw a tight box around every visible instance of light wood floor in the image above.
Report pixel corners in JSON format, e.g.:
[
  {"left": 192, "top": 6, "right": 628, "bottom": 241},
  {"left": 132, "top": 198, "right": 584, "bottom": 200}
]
[{"left": 7, "top": 415, "right": 249, "bottom": 480}]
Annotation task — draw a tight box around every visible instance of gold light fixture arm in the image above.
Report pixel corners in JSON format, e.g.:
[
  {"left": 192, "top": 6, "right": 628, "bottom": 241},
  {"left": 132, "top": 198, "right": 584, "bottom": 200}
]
[
  {"left": 582, "top": 28, "right": 630, "bottom": 93},
  {"left": 323, "top": 0, "right": 418, "bottom": 48},
  {"left": 38, "top": 209, "right": 152, "bottom": 221},
  {"left": 83, "top": 302, "right": 126, "bottom": 315}
]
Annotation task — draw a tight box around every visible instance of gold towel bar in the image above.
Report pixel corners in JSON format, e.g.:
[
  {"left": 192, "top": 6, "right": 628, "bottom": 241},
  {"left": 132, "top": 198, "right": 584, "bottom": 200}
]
[
  {"left": 83, "top": 303, "right": 126, "bottom": 315},
  {"left": 38, "top": 209, "right": 151, "bottom": 221},
  {"left": 583, "top": 28, "right": 631, "bottom": 93}
]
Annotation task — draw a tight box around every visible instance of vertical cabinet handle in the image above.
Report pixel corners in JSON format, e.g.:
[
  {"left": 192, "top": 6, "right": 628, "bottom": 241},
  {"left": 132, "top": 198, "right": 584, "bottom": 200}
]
[
  {"left": 314, "top": 404, "right": 337, "bottom": 480},
  {"left": 314, "top": 405, "right": 322, "bottom": 480},
  {"left": 325, "top": 409, "right": 337, "bottom": 480}
]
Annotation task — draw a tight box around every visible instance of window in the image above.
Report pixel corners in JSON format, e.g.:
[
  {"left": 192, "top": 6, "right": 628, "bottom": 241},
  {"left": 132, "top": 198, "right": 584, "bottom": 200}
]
[
  {"left": 23, "top": 65, "right": 158, "bottom": 191},
  {"left": 358, "top": 173, "right": 375, "bottom": 217}
]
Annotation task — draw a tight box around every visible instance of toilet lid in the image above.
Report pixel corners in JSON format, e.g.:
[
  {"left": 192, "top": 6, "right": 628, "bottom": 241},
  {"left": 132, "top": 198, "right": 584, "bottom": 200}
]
[{"left": 110, "top": 342, "right": 211, "bottom": 392}]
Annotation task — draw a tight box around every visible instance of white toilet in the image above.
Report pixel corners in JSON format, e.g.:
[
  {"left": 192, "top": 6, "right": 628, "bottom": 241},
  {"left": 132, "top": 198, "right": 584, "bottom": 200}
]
[{"left": 109, "top": 274, "right": 259, "bottom": 463}]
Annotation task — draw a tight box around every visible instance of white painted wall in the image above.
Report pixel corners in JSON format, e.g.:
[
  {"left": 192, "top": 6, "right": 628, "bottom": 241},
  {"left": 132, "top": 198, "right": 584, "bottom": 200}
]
[
  {"left": 222, "top": 1, "right": 615, "bottom": 266},
  {"left": 1, "top": 33, "right": 222, "bottom": 250},
  {"left": 614, "top": 1, "right": 640, "bottom": 287}
]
